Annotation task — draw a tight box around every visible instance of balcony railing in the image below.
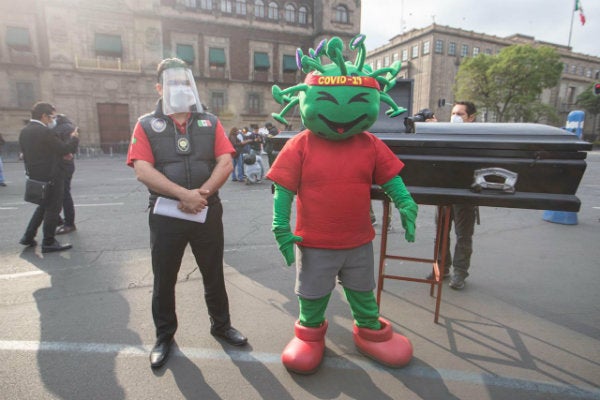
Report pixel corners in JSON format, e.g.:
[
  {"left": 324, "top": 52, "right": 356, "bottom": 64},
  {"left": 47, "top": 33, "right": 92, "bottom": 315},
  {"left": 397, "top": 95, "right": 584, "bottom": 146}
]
[{"left": 75, "top": 56, "right": 141, "bottom": 72}]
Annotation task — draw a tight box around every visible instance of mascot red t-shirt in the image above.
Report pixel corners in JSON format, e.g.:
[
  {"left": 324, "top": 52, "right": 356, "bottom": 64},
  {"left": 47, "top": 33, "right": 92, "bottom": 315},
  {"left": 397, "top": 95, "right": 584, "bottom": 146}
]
[{"left": 267, "top": 130, "right": 403, "bottom": 249}]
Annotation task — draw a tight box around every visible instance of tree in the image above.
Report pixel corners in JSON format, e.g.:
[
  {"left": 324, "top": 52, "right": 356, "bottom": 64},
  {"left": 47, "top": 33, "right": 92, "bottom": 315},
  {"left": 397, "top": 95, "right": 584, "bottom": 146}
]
[
  {"left": 454, "top": 44, "right": 563, "bottom": 122},
  {"left": 576, "top": 84, "right": 600, "bottom": 140}
]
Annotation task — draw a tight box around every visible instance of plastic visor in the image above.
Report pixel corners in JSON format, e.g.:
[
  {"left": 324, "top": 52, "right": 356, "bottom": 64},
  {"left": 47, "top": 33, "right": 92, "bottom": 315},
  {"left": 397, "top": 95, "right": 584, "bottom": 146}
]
[{"left": 161, "top": 67, "right": 203, "bottom": 115}]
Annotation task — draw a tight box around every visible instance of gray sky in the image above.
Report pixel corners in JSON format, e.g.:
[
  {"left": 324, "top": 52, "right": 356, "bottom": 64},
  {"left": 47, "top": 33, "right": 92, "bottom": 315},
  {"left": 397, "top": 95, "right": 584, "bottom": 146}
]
[{"left": 360, "top": 0, "right": 600, "bottom": 57}]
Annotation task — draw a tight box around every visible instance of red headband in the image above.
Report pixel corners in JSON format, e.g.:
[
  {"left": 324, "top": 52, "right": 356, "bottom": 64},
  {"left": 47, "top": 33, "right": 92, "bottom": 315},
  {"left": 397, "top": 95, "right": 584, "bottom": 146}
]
[{"left": 304, "top": 73, "right": 381, "bottom": 90}]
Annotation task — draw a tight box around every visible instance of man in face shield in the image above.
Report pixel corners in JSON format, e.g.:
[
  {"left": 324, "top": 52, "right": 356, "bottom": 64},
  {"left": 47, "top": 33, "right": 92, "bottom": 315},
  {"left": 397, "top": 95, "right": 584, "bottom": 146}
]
[{"left": 127, "top": 58, "right": 247, "bottom": 369}]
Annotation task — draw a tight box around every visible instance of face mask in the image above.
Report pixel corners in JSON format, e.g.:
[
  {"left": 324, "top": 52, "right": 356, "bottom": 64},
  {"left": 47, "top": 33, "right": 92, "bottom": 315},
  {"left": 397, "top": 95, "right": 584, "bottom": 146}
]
[
  {"left": 47, "top": 119, "right": 57, "bottom": 129},
  {"left": 450, "top": 115, "right": 464, "bottom": 123},
  {"left": 168, "top": 85, "right": 195, "bottom": 110}
]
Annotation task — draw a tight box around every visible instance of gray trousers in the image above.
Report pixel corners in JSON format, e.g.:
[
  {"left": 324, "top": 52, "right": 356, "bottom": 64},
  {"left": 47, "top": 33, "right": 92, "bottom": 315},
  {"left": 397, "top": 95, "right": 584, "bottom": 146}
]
[{"left": 438, "top": 204, "right": 477, "bottom": 277}]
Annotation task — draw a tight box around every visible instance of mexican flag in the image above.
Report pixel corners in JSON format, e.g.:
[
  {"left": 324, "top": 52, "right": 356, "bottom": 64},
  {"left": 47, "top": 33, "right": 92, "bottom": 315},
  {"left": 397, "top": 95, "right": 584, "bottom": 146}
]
[{"left": 575, "top": 0, "right": 586, "bottom": 25}]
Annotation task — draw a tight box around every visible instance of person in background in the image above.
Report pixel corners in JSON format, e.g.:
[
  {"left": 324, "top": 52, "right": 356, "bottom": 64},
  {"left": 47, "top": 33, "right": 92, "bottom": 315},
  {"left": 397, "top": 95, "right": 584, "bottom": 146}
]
[
  {"left": 426, "top": 101, "right": 478, "bottom": 290},
  {"left": 126, "top": 58, "right": 247, "bottom": 369},
  {"left": 0, "top": 133, "right": 6, "bottom": 186},
  {"left": 53, "top": 114, "right": 78, "bottom": 234},
  {"left": 228, "top": 127, "right": 243, "bottom": 182},
  {"left": 19, "top": 102, "right": 79, "bottom": 253},
  {"left": 248, "top": 125, "right": 265, "bottom": 178},
  {"left": 264, "top": 121, "right": 280, "bottom": 167}
]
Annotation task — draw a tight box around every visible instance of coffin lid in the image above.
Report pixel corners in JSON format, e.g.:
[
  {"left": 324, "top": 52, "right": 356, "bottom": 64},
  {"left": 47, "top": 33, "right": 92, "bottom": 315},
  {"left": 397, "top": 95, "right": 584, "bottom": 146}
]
[{"left": 375, "top": 122, "right": 592, "bottom": 152}]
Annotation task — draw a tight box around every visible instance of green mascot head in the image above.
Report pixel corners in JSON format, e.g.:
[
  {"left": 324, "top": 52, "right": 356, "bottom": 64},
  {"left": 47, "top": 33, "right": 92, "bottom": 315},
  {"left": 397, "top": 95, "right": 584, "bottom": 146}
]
[{"left": 271, "top": 34, "right": 406, "bottom": 141}]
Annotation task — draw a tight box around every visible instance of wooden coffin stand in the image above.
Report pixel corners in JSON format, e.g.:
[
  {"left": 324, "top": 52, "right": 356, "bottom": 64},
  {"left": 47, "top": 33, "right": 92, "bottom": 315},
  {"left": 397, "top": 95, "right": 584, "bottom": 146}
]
[{"left": 273, "top": 123, "right": 592, "bottom": 323}]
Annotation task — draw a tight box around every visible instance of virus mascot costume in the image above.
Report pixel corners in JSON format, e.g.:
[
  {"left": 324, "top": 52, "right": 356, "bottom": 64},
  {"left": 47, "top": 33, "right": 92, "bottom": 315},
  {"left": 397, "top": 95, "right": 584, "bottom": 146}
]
[{"left": 266, "top": 34, "right": 418, "bottom": 374}]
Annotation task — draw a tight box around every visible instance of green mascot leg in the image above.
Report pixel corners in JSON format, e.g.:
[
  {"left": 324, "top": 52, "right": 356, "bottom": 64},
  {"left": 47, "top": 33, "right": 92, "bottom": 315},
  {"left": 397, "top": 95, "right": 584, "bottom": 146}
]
[
  {"left": 343, "top": 288, "right": 381, "bottom": 330},
  {"left": 298, "top": 294, "right": 331, "bottom": 327},
  {"left": 282, "top": 294, "right": 331, "bottom": 374}
]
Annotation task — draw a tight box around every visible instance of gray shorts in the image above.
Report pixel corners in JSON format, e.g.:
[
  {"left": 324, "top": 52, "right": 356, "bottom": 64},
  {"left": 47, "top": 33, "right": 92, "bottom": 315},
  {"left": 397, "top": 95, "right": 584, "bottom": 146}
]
[{"left": 295, "top": 242, "right": 375, "bottom": 299}]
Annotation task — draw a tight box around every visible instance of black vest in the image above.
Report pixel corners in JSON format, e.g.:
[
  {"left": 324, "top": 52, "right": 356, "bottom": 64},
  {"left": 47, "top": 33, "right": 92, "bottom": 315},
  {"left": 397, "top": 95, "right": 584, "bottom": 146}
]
[{"left": 140, "top": 109, "right": 218, "bottom": 202}]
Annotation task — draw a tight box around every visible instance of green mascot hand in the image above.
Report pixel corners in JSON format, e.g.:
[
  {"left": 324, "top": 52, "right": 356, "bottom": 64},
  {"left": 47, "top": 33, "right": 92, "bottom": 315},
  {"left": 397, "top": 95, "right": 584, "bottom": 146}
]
[
  {"left": 272, "top": 183, "right": 303, "bottom": 265},
  {"left": 382, "top": 176, "right": 418, "bottom": 242}
]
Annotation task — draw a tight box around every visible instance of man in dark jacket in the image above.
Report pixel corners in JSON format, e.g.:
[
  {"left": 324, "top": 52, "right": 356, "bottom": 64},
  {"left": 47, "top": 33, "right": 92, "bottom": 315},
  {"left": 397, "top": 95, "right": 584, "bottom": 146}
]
[
  {"left": 53, "top": 114, "right": 78, "bottom": 234},
  {"left": 19, "top": 102, "right": 79, "bottom": 253}
]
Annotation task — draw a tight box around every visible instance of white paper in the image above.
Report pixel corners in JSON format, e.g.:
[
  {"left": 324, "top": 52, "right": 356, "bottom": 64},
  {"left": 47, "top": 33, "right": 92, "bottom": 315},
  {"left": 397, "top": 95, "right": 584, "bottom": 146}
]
[{"left": 153, "top": 196, "right": 208, "bottom": 223}]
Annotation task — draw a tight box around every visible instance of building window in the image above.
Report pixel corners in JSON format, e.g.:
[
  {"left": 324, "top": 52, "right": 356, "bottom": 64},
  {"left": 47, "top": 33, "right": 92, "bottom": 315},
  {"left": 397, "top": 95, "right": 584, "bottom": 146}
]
[
  {"left": 16, "top": 81, "right": 35, "bottom": 108},
  {"left": 284, "top": 4, "right": 295, "bottom": 22},
  {"left": 176, "top": 44, "right": 195, "bottom": 65},
  {"left": 401, "top": 49, "right": 408, "bottom": 61},
  {"left": 571, "top": 65, "right": 577, "bottom": 74},
  {"left": 334, "top": 5, "right": 348, "bottom": 23},
  {"left": 472, "top": 46, "right": 480, "bottom": 56},
  {"left": 188, "top": 0, "right": 212, "bottom": 10},
  {"left": 375, "top": 59, "right": 381, "bottom": 69},
  {"left": 208, "top": 47, "right": 226, "bottom": 66},
  {"left": 235, "top": 0, "right": 246, "bottom": 14},
  {"left": 484, "top": 48, "right": 492, "bottom": 55},
  {"left": 461, "top": 44, "right": 468, "bottom": 57},
  {"left": 585, "top": 68, "right": 592, "bottom": 78},
  {"left": 247, "top": 92, "right": 261, "bottom": 114},
  {"left": 6, "top": 26, "right": 31, "bottom": 51},
  {"left": 267, "top": 2, "right": 278, "bottom": 20},
  {"left": 211, "top": 91, "right": 225, "bottom": 114},
  {"left": 392, "top": 52, "right": 398, "bottom": 62},
  {"left": 434, "top": 39, "right": 443, "bottom": 54},
  {"left": 411, "top": 45, "right": 418, "bottom": 59},
  {"left": 448, "top": 42, "right": 456, "bottom": 56},
  {"left": 422, "top": 41, "right": 430, "bottom": 55},
  {"left": 567, "top": 86, "right": 576, "bottom": 104},
  {"left": 298, "top": 6, "right": 308, "bottom": 24},
  {"left": 95, "top": 33, "right": 122, "bottom": 58},
  {"left": 208, "top": 47, "right": 226, "bottom": 77},
  {"left": 221, "top": 0, "right": 233, "bottom": 12},
  {"left": 563, "top": 63, "right": 569, "bottom": 73},
  {"left": 282, "top": 54, "right": 297, "bottom": 72},
  {"left": 383, "top": 55, "right": 389, "bottom": 67},
  {"left": 254, "top": 51, "right": 270, "bottom": 70},
  {"left": 254, "top": 0, "right": 265, "bottom": 17}
]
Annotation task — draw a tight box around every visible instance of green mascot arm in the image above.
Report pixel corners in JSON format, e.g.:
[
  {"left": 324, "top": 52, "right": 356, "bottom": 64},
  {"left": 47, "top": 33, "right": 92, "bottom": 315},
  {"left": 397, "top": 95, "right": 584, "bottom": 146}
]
[
  {"left": 272, "top": 183, "right": 303, "bottom": 266},
  {"left": 381, "top": 176, "right": 418, "bottom": 242}
]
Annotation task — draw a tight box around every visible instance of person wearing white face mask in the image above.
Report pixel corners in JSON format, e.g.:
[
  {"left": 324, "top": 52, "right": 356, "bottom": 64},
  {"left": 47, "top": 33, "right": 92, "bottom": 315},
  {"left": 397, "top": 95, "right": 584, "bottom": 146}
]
[
  {"left": 127, "top": 58, "right": 248, "bottom": 369},
  {"left": 426, "top": 101, "right": 478, "bottom": 290},
  {"left": 18, "top": 102, "right": 79, "bottom": 252}
]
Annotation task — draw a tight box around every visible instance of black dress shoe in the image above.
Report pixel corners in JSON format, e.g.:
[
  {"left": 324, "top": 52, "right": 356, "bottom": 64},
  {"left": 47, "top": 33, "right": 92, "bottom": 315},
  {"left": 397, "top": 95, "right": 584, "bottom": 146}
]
[
  {"left": 150, "top": 338, "right": 173, "bottom": 369},
  {"left": 42, "top": 240, "right": 72, "bottom": 253},
  {"left": 211, "top": 327, "right": 248, "bottom": 346},
  {"left": 19, "top": 237, "right": 37, "bottom": 247}
]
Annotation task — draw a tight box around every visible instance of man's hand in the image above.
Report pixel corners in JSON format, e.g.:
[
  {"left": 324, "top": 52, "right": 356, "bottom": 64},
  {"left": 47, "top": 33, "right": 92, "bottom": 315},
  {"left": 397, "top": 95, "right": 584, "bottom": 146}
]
[
  {"left": 178, "top": 188, "right": 210, "bottom": 213},
  {"left": 70, "top": 128, "right": 79, "bottom": 138}
]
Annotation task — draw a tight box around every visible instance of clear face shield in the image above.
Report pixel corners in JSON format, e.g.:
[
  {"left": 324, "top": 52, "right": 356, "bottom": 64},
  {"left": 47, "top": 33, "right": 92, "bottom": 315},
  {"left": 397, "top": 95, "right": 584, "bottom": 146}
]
[{"left": 160, "top": 67, "right": 203, "bottom": 115}]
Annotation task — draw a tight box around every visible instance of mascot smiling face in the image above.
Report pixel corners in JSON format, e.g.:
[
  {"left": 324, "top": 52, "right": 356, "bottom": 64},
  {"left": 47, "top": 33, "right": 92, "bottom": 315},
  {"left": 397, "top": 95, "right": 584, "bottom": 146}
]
[{"left": 271, "top": 34, "right": 406, "bottom": 141}]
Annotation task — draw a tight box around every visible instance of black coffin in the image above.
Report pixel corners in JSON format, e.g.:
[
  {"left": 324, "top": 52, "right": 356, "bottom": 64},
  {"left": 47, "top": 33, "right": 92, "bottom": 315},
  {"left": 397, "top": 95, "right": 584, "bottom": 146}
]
[{"left": 271, "top": 123, "right": 592, "bottom": 212}]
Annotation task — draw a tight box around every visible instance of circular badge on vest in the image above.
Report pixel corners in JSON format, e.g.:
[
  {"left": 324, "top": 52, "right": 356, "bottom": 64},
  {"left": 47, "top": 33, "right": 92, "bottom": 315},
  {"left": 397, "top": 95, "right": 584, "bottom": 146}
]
[
  {"left": 151, "top": 118, "right": 167, "bottom": 133},
  {"left": 177, "top": 137, "right": 190, "bottom": 152}
]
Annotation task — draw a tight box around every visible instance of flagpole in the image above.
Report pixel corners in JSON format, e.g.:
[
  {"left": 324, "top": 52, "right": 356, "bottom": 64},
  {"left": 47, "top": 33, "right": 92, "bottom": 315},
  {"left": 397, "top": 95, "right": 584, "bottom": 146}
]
[{"left": 568, "top": 0, "right": 575, "bottom": 48}]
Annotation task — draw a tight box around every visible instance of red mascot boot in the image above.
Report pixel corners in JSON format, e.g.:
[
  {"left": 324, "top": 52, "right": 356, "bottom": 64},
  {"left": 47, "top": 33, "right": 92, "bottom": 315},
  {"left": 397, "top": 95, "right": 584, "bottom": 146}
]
[
  {"left": 281, "top": 320, "right": 328, "bottom": 374},
  {"left": 353, "top": 317, "right": 412, "bottom": 368}
]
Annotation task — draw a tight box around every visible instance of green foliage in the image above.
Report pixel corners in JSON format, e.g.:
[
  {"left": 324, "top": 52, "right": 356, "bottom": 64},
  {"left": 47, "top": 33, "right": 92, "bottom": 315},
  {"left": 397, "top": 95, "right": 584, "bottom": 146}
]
[
  {"left": 454, "top": 44, "right": 563, "bottom": 122},
  {"left": 576, "top": 84, "right": 600, "bottom": 116}
]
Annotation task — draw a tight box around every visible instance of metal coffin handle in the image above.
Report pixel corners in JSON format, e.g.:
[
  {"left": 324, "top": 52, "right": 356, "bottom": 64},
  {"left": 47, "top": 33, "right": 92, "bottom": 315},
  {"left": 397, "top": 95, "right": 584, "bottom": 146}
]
[{"left": 471, "top": 167, "right": 518, "bottom": 194}]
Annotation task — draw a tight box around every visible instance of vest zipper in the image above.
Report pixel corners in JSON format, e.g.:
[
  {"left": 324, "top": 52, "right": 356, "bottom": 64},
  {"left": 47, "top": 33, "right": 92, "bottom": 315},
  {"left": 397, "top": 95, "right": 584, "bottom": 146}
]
[{"left": 184, "top": 119, "right": 192, "bottom": 189}]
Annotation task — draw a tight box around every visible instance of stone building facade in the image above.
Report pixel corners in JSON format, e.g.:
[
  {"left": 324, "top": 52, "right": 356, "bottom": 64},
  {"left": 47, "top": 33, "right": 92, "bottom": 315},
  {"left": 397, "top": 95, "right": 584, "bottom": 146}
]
[
  {"left": 366, "top": 24, "right": 600, "bottom": 139},
  {"left": 0, "top": 0, "right": 361, "bottom": 152}
]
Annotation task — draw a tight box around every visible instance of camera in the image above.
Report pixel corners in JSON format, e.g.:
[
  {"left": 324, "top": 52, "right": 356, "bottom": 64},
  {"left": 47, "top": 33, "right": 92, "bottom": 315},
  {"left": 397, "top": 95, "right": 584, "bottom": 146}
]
[{"left": 404, "top": 108, "right": 435, "bottom": 133}]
